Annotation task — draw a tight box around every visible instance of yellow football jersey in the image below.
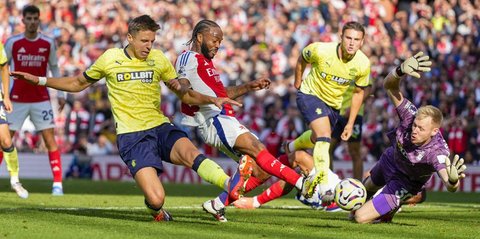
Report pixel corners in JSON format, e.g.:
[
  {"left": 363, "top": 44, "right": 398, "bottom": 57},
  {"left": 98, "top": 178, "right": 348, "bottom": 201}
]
[
  {"left": 0, "top": 43, "right": 7, "bottom": 66},
  {"left": 84, "top": 47, "right": 177, "bottom": 134},
  {"left": 299, "top": 42, "right": 370, "bottom": 110},
  {"left": 339, "top": 77, "right": 373, "bottom": 116}
]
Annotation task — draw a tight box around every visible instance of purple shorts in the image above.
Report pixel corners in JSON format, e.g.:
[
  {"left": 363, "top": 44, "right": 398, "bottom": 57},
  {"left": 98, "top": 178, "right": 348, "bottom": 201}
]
[{"left": 370, "top": 147, "right": 415, "bottom": 216}]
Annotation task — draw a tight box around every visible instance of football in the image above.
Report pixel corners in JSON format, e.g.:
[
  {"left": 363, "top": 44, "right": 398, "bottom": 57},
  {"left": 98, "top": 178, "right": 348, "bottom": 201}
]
[{"left": 334, "top": 178, "right": 367, "bottom": 211}]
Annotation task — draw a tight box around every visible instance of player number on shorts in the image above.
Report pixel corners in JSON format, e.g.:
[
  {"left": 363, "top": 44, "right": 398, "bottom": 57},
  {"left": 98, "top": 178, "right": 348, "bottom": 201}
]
[{"left": 42, "top": 110, "right": 54, "bottom": 121}]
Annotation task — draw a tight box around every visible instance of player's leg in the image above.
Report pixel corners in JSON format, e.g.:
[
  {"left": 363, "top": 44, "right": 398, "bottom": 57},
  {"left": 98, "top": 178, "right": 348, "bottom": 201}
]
[
  {"left": 30, "top": 101, "right": 63, "bottom": 195},
  {"left": 284, "top": 130, "right": 314, "bottom": 154},
  {"left": 117, "top": 127, "right": 173, "bottom": 221},
  {"left": 135, "top": 167, "right": 172, "bottom": 221},
  {"left": 347, "top": 116, "right": 364, "bottom": 180},
  {"left": 296, "top": 92, "right": 338, "bottom": 199},
  {"left": 234, "top": 132, "right": 303, "bottom": 190},
  {"left": 0, "top": 118, "right": 28, "bottom": 199}
]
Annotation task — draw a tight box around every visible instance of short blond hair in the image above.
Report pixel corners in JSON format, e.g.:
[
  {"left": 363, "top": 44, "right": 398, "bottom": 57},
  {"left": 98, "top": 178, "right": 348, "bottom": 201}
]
[{"left": 416, "top": 105, "right": 443, "bottom": 127}]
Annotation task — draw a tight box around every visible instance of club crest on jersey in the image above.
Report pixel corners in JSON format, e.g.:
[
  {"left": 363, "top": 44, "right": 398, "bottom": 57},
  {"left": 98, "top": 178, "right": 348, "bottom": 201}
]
[
  {"left": 320, "top": 72, "right": 350, "bottom": 85},
  {"left": 116, "top": 70, "right": 154, "bottom": 83},
  {"left": 147, "top": 59, "right": 155, "bottom": 66}
]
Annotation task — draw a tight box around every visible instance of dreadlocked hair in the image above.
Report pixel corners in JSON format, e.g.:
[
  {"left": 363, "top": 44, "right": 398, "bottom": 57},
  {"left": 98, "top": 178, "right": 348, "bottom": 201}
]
[{"left": 186, "top": 19, "right": 220, "bottom": 46}]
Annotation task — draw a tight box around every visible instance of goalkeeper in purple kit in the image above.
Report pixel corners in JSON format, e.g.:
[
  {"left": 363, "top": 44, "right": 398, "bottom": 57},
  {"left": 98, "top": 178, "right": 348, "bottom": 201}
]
[{"left": 353, "top": 52, "right": 467, "bottom": 224}]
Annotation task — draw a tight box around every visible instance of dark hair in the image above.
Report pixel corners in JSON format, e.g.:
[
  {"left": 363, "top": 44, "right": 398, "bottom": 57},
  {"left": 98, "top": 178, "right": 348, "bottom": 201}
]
[
  {"left": 186, "top": 19, "right": 220, "bottom": 46},
  {"left": 22, "top": 5, "right": 40, "bottom": 17},
  {"left": 342, "top": 21, "right": 365, "bottom": 37},
  {"left": 128, "top": 15, "right": 160, "bottom": 35}
]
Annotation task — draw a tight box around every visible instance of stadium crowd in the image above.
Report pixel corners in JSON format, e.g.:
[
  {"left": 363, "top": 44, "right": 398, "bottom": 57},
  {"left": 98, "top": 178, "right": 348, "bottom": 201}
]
[{"left": 1, "top": 0, "right": 479, "bottom": 165}]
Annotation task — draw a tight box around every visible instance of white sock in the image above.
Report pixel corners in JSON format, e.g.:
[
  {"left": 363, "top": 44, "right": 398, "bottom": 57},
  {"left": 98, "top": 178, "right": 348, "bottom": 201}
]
[
  {"left": 253, "top": 196, "right": 261, "bottom": 208},
  {"left": 53, "top": 182, "right": 63, "bottom": 188},
  {"left": 288, "top": 142, "right": 295, "bottom": 153},
  {"left": 213, "top": 197, "right": 225, "bottom": 210},
  {"left": 10, "top": 176, "right": 19, "bottom": 185},
  {"left": 295, "top": 177, "right": 303, "bottom": 189}
]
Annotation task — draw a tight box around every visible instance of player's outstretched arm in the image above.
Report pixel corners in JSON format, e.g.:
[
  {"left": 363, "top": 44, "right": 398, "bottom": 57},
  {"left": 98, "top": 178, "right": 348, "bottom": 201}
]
[
  {"left": 225, "top": 77, "right": 271, "bottom": 99},
  {"left": 10, "top": 71, "right": 92, "bottom": 92},
  {"left": 384, "top": 52, "right": 432, "bottom": 107},
  {"left": 167, "top": 77, "right": 242, "bottom": 109},
  {"left": 294, "top": 55, "right": 307, "bottom": 89},
  {"left": 438, "top": 154, "right": 467, "bottom": 192}
]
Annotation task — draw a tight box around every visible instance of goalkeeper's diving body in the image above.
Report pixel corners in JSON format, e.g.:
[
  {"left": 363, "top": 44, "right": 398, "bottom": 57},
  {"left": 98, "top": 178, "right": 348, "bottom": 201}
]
[{"left": 353, "top": 52, "right": 467, "bottom": 224}]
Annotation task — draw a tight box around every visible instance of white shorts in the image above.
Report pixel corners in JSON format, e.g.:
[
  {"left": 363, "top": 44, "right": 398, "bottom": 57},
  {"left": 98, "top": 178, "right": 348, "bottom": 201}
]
[
  {"left": 198, "top": 115, "right": 252, "bottom": 162},
  {"left": 8, "top": 101, "right": 56, "bottom": 131}
]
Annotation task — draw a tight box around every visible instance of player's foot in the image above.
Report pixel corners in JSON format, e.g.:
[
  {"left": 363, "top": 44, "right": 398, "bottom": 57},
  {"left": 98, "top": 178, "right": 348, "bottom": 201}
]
[
  {"left": 52, "top": 186, "right": 64, "bottom": 196},
  {"left": 233, "top": 197, "right": 257, "bottom": 209},
  {"left": 301, "top": 171, "right": 331, "bottom": 200},
  {"left": 151, "top": 209, "right": 173, "bottom": 222},
  {"left": 202, "top": 199, "right": 227, "bottom": 222},
  {"left": 11, "top": 182, "right": 29, "bottom": 199},
  {"left": 227, "top": 155, "right": 253, "bottom": 200},
  {"left": 323, "top": 201, "right": 343, "bottom": 212}
]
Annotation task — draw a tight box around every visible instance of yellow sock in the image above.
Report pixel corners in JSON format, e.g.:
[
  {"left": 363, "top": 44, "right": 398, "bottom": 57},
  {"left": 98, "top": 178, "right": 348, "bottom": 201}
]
[
  {"left": 313, "top": 138, "right": 330, "bottom": 185},
  {"left": 196, "top": 158, "right": 229, "bottom": 190},
  {"left": 292, "top": 130, "right": 314, "bottom": 151},
  {"left": 4, "top": 147, "right": 19, "bottom": 178}
]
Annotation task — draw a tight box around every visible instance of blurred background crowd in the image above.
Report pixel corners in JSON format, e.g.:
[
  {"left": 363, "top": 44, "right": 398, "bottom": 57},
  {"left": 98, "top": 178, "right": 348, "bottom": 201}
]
[{"left": 1, "top": 0, "right": 479, "bottom": 165}]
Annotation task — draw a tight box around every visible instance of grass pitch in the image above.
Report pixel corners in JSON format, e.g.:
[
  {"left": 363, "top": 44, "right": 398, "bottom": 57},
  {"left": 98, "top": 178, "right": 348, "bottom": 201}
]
[{"left": 0, "top": 179, "right": 478, "bottom": 239}]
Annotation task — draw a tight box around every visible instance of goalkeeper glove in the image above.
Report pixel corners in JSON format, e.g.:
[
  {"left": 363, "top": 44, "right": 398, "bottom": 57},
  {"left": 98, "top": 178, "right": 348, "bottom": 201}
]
[
  {"left": 445, "top": 154, "right": 467, "bottom": 185},
  {"left": 397, "top": 51, "right": 432, "bottom": 78}
]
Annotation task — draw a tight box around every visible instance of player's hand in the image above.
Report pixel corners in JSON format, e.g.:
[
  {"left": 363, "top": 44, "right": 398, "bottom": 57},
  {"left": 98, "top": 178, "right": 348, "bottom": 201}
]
[
  {"left": 248, "top": 77, "right": 271, "bottom": 91},
  {"left": 2, "top": 96, "right": 12, "bottom": 113},
  {"left": 58, "top": 97, "right": 66, "bottom": 113},
  {"left": 341, "top": 124, "right": 353, "bottom": 141},
  {"left": 165, "top": 78, "right": 181, "bottom": 91},
  {"left": 10, "top": 71, "right": 39, "bottom": 85},
  {"left": 400, "top": 51, "right": 432, "bottom": 78},
  {"left": 445, "top": 154, "right": 467, "bottom": 185},
  {"left": 212, "top": 97, "right": 242, "bottom": 109}
]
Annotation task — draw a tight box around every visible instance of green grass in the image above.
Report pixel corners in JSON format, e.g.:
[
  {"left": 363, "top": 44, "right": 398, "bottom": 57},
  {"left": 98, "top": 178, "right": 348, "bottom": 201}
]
[{"left": 0, "top": 179, "right": 478, "bottom": 239}]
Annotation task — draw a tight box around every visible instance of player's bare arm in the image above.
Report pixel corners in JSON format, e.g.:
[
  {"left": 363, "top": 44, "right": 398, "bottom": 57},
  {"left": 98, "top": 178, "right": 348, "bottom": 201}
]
[
  {"left": 1, "top": 63, "right": 12, "bottom": 112},
  {"left": 294, "top": 55, "right": 307, "bottom": 89},
  {"left": 341, "top": 86, "right": 364, "bottom": 141},
  {"left": 169, "top": 77, "right": 242, "bottom": 109},
  {"left": 10, "top": 71, "right": 92, "bottom": 92},
  {"left": 225, "top": 77, "right": 271, "bottom": 99}
]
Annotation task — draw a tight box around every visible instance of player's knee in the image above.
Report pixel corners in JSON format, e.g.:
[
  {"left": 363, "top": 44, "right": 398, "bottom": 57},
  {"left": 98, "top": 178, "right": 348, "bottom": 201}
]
[
  {"left": 146, "top": 194, "right": 165, "bottom": 209},
  {"left": 354, "top": 212, "right": 371, "bottom": 224}
]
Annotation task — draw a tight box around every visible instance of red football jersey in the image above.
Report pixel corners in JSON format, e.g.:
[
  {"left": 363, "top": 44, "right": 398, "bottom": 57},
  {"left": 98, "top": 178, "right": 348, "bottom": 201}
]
[{"left": 5, "top": 33, "right": 58, "bottom": 102}]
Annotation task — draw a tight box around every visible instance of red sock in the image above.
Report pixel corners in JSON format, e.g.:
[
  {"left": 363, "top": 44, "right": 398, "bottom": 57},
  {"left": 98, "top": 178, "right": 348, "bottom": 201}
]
[
  {"left": 255, "top": 149, "right": 301, "bottom": 185},
  {"left": 48, "top": 150, "right": 63, "bottom": 183},
  {"left": 277, "top": 154, "right": 290, "bottom": 166},
  {"left": 257, "top": 181, "right": 294, "bottom": 204},
  {"left": 0, "top": 151, "right": 3, "bottom": 165},
  {"left": 244, "top": 176, "right": 265, "bottom": 193}
]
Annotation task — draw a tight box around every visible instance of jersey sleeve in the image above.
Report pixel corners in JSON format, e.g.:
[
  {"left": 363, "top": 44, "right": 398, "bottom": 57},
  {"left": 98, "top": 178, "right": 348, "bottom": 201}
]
[
  {"left": 83, "top": 50, "right": 109, "bottom": 82},
  {"left": 396, "top": 98, "right": 417, "bottom": 131},
  {"left": 175, "top": 52, "right": 197, "bottom": 81},
  {"left": 158, "top": 53, "right": 177, "bottom": 83},
  {"left": 434, "top": 154, "right": 449, "bottom": 172},
  {"left": 301, "top": 42, "right": 321, "bottom": 64},
  {"left": 355, "top": 60, "right": 371, "bottom": 88}
]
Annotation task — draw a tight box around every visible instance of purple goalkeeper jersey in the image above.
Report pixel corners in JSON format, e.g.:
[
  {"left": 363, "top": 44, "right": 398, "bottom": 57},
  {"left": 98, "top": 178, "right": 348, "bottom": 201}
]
[{"left": 386, "top": 99, "right": 450, "bottom": 186}]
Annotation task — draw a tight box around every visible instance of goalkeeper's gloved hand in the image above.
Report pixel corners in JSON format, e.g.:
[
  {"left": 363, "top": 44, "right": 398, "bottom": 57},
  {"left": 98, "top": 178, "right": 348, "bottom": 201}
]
[
  {"left": 398, "top": 51, "right": 432, "bottom": 78},
  {"left": 445, "top": 154, "right": 467, "bottom": 185}
]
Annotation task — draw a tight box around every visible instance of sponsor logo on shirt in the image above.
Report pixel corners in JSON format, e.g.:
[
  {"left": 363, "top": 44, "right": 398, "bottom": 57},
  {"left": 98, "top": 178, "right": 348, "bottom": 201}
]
[
  {"left": 116, "top": 70, "right": 154, "bottom": 83},
  {"left": 320, "top": 72, "right": 351, "bottom": 85},
  {"left": 17, "top": 53, "right": 46, "bottom": 67}
]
